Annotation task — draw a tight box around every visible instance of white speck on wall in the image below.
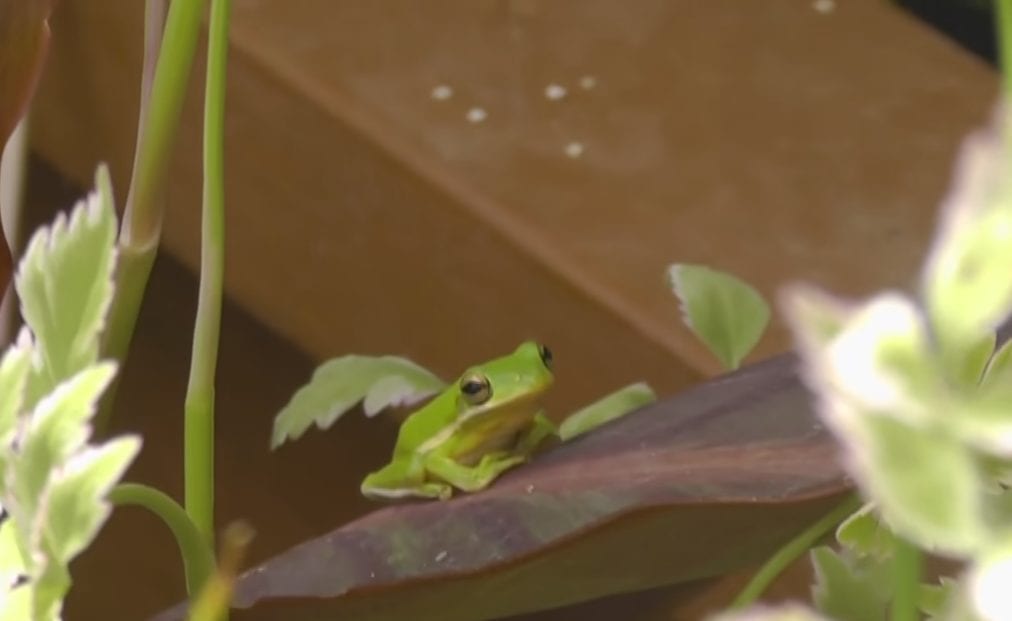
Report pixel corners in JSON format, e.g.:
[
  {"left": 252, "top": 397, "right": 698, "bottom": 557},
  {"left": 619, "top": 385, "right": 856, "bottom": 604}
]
[
  {"left": 579, "top": 75, "right": 597, "bottom": 90},
  {"left": 466, "top": 107, "right": 488, "bottom": 123},
  {"left": 564, "top": 141, "right": 585, "bottom": 158},
  {"left": 430, "top": 84, "right": 454, "bottom": 100},
  {"left": 435, "top": 550, "right": 448, "bottom": 563},
  {"left": 812, "top": 0, "right": 835, "bottom": 14},
  {"left": 544, "top": 83, "right": 567, "bottom": 100}
]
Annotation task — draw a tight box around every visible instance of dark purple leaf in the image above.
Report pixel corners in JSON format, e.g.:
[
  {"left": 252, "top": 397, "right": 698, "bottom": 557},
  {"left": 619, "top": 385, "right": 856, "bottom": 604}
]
[{"left": 155, "top": 353, "right": 850, "bottom": 621}]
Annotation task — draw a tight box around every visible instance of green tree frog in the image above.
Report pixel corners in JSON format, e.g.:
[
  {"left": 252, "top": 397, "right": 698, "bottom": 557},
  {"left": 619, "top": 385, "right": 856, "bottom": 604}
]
[{"left": 361, "top": 341, "right": 557, "bottom": 501}]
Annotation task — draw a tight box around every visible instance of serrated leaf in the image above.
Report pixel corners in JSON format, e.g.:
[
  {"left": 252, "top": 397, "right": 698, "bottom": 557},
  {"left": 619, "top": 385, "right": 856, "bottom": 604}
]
[
  {"left": 922, "top": 110, "right": 1012, "bottom": 363},
  {"left": 0, "top": 335, "right": 32, "bottom": 442},
  {"left": 44, "top": 436, "right": 140, "bottom": 565},
  {"left": 558, "top": 382, "right": 656, "bottom": 441},
  {"left": 789, "top": 291, "right": 940, "bottom": 424},
  {"left": 786, "top": 288, "right": 987, "bottom": 552},
  {"left": 363, "top": 374, "right": 444, "bottom": 417},
  {"left": 668, "top": 264, "right": 770, "bottom": 370},
  {"left": 13, "top": 364, "right": 115, "bottom": 505},
  {"left": 810, "top": 546, "right": 892, "bottom": 621},
  {"left": 850, "top": 415, "right": 985, "bottom": 555},
  {"left": 7, "top": 363, "right": 117, "bottom": 554},
  {"left": 14, "top": 164, "right": 117, "bottom": 402},
  {"left": 272, "top": 355, "right": 445, "bottom": 449},
  {"left": 836, "top": 502, "right": 895, "bottom": 559}
]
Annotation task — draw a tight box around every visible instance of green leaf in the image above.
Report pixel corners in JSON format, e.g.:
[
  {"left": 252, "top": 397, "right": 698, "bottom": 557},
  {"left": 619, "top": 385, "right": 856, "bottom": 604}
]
[
  {"left": 0, "top": 364, "right": 136, "bottom": 621},
  {"left": 836, "top": 502, "right": 895, "bottom": 559},
  {"left": 0, "top": 585, "right": 31, "bottom": 621},
  {"left": 0, "top": 334, "right": 32, "bottom": 443},
  {"left": 271, "top": 355, "right": 445, "bottom": 449},
  {"left": 10, "top": 364, "right": 118, "bottom": 530},
  {"left": 810, "top": 546, "right": 892, "bottom": 621},
  {"left": 850, "top": 415, "right": 985, "bottom": 555},
  {"left": 922, "top": 114, "right": 1012, "bottom": 363},
  {"left": 668, "top": 264, "right": 770, "bottom": 370},
  {"left": 558, "top": 382, "right": 656, "bottom": 441},
  {"left": 788, "top": 291, "right": 940, "bottom": 422},
  {"left": 44, "top": 436, "right": 141, "bottom": 565},
  {"left": 919, "top": 578, "right": 957, "bottom": 619},
  {"left": 0, "top": 520, "right": 26, "bottom": 592},
  {"left": 14, "top": 164, "right": 117, "bottom": 403}
]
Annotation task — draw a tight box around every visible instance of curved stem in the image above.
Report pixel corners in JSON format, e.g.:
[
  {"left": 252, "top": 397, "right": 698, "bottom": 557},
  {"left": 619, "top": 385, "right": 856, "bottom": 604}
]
[
  {"left": 730, "top": 492, "right": 862, "bottom": 609},
  {"left": 184, "top": 0, "right": 230, "bottom": 547},
  {"left": 109, "top": 482, "right": 215, "bottom": 595}
]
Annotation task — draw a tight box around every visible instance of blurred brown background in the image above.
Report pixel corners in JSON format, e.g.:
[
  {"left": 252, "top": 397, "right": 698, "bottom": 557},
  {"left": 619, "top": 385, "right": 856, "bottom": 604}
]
[{"left": 10, "top": 0, "right": 997, "bottom": 618}]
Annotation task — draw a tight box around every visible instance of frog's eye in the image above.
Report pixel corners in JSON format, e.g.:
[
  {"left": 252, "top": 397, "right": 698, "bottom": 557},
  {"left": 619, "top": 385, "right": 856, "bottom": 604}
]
[
  {"left": 538, "top": 344, "right": 553, "bottom": 370},
  {"left": 460, "top": 373, "right": 492, "bottom": 405}
]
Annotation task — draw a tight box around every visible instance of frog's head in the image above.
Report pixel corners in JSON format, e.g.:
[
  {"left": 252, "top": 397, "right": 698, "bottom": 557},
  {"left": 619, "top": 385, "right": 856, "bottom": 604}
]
[{"left": 455, "top": 340, "right": 554, "bottom": 425}]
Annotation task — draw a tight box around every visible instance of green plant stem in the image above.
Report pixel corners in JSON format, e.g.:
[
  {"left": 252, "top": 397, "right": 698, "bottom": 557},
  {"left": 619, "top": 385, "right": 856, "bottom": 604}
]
[
  {"left": 999, "top": 0, "right": 1012, "bottom": 98},
  {"left": 730, "top": 492, "right": 862, "bottom": 609},
  {"left": 97, "top": 0, "right": 208, "bottom": 431},
  {"left": 184, "top": 0, "right": 230, "bottom": 546},
  {"left": 109, "top": 483, "right": 215, "bottom": 595},
  {"left": 890, "top": 536, "right": 922, "bottom": 621}
]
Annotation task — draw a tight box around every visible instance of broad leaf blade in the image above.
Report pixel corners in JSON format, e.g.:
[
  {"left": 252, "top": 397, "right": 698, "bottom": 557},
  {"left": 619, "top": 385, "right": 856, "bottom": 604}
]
[
  {"left": 0, "top": 585, "right": 30, "bottom": 621},
  {"left": 0, "top": 520, "right": 25, "bottom": 593},
  {"left": 922, "top": 110, "right": 1012, "bottom": 361},
  {"left": 11, "top": 363, "right": 118, "bottom": 528},
  {"left": 558, "top": 382, "right": 657, "bottom": 440},
  {"left": 668, "top": 264, "right": 770, "bottom": 370},
  {"left": 157, "top": 353, "right": 851, "bottom": 621},
  {"left": 835, "top": 502, "right": 894, "bottom": 559},
  {"left": 15, "top": 165, "right": 117, "bottom": 401},
  {"left": 0, "top": 333, "right": 31, "bottom": 442},
  {"left": 786, "top": 289, "right": 987, "bottom": 554},
  {"left": 810, "top": 546, "right": 891, "bottom": 621},
  {"left": 44, "top": 436, "right": 141, "bottom": 565},
  {"left": 271, "top": 355, "right": 445, "bottom": 449}
]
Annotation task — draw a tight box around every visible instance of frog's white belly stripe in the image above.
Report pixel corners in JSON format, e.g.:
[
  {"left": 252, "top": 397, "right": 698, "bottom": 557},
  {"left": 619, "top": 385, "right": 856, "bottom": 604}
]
[
  {"left": 417, "top": 423, "right": 458, "bottom": 454},
  {"left": 363, "top": 486, "right": 427, "bottom": 500}
]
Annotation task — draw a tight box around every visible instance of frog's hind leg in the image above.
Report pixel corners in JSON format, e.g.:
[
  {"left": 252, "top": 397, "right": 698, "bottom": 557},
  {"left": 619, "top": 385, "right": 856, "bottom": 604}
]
[
  {"left": 424, "top": 452, "right": 527, "bottom": 493},
  {"left": 361, "top": 459, "right": 452, "bottom": 500}
]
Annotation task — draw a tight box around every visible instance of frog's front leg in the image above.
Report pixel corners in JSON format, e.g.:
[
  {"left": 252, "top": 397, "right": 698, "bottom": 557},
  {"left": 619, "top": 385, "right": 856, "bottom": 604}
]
[{"left": 514, "top": 411, "right": 558, "bottom": 453}]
